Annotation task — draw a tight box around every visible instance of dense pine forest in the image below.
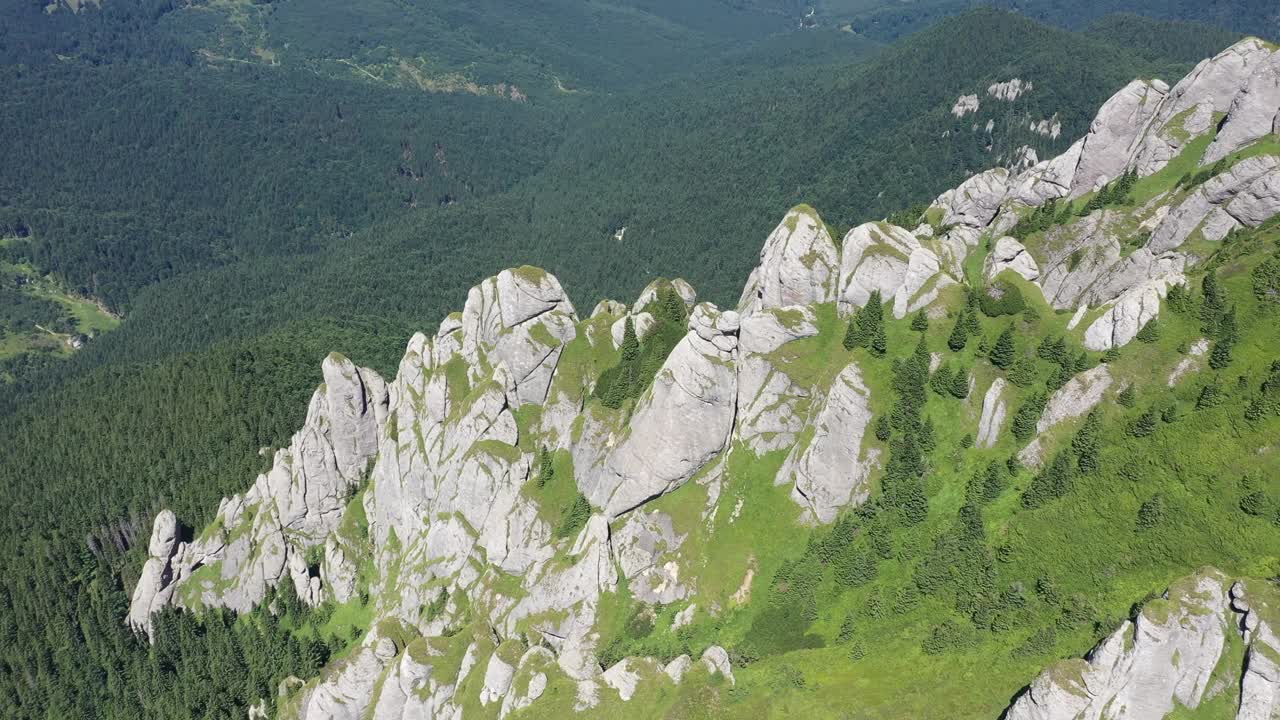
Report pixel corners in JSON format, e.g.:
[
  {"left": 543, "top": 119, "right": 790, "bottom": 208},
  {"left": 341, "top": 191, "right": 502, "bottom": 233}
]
[{"left": 0, "top": 1, "right": 1274, "bottom": 718}]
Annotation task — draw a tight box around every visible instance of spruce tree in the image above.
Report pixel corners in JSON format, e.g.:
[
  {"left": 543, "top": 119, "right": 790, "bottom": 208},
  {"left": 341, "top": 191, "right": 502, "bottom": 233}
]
[
  {"left": 911, "top": 311, "right": 929, "bottom": 332},
  {"left": 620, "top": 317, "right": 640, "bottom": 363},
  {"left": 1117, "top": 384, "right": 1137, "bottom": 408},
  {"left": 990, "top": 327, "right": 1016, "bottom": 369},
  {"left": 1071, "top": 411, "right": 1101, "bottom": 473},
  {"left": 871, "top": 322, "right": 888, "bottom": 357},
  {"left": 948, "top": 367, "right": 970, "bottom": 399},
  {"left": 1131, "top": 409, "right": 1158, "bottom": 437},
  {"left": 875, "top": 415, "right": 891, "bottom": 441},
  {"left": 537, "top": 445, "right": 554, "bottom": 488},
  {"left": 919, "top": 417, "right": 937, "bottom": 453},
  {"left": 947, "top": 313, "right": 969, "bottom": 352},
  {"left": 930, "top": 367, "right": 954, "bottom": 396},
  {"left": 1200, "top": 272, "right": 1224, "bottom": 334},
  {"left": 845, "top": 290, "right": 886, "bottom": 354},
  {"left": 1209, "top": 306, "right": 1237, "bottom": 370},
  {"left": 1135, "top": 318, "right": 1160, "bottom": 344},
  {"left": 964, "top": 305, "right": 982, "bottom": 337},
  {"left": 1011, "top": 391, "right": 1048, "bottom": 441},
  {"left": 1008, "top": 355, "right": 1038, "bottom": 387}
]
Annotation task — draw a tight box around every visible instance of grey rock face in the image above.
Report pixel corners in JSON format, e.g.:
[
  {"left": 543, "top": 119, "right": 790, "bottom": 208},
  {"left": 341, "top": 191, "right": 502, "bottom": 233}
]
[
  {"left": 838, "top": 222, "right": 955, "bottom": 319},
  {"left": 734, "top": 307, "right": 819, "bottom": 453},
  {"left": 777, "top": 361, "right": 879, "bottom": 524},
  {"left": 985, "top": 237, "right": 1040, "bottom": 282},
  {"left": 321, "top": 537, "right": 357, "bottom": 604},
  {"left": 296, "top": 627, "right": 404, "bottom": 720},
  {"left": 933, "top": 168, "right": 1012, "bottom": 229},
  {"left": 1149, "top": 155, "right": 1280, "bottom": 253},
  {"left": 128, "top": 510, "right": 181, "bottom": 636},
  {"left": 1128, "top": 40, "right": 1276, "bottom": 175},
  {"left": 1004, "top": 570, "right": 1280, "bottom": 720},
  {"left": 506, "top": 515, "right": 618, "bottom": 681},
  {"left": 664, "top": 655, "right": 693, "bottom": 684},
  {"left": 975, "top": 378, "right": 1008, "bottom": 449},
  {"left": 1009, "top": 139, "right": 1083, "bottom": 207},
  {"left": 367, "top": 648, "right": 463, "bottom": 720},
  {"left": 602, "top": 658, "right": 652, "bottom": 701},
  {"left": 1070, "top": 79, "right": 1167, "bottom": 197},
  {"left": 952, "top": 94, "right": 979, "bottom": 118},
  {"left": 700, "top": 646, "right": 735, "bottom": 685},
  {"left": 587, "top": 304, "right": 738, "bottom": 519},
  {"left": 479, "top": 653, "right": 516, "bottom": 707},
  {"left": 738, "top": 207, "right": 838, "bottom": 314},
  {"left": 1204, "top": 48, "right": 1280, "bottom": 165},
  {"left": 1036, "top": 365, "right": 1113, "bottom": 435},
  {"left": 613, "top": 510, "right": 688, "bottom": 604},
  {"left": 128, "top": 353, "right": 390, "bottom": 625},
  {"left": 1083, "top": 277, "right": 1180, "bottom": 351},
  {"left": 462, "top": 267, "right": 578, "bottom": 407}
]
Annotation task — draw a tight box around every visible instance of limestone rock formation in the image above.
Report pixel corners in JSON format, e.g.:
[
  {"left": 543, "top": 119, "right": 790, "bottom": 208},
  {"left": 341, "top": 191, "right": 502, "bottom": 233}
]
[
  {"left": 1009, "top": 139, "right": 1082, "bottom": 207},
  {"left": 120, "top": 37, "right": 1280, "bottom": 720},
  {"left": 739, "top": 206, "right": 838, "bottom": 314},
  {"left": 735, "top": 306, "right": 819, "bottom": 452},
  {"left": 1149, "top": 155, "right": 1280, "bottom": 253},
  {"left": 1005, "top": 570, "right": 1280, "bottom": 720},
  {"left": 586, "top": 303, "right": 738, "bottom": 519},
  {"left": 984, "top": 237, "right": 1040, "bottom": 282},
  {"left": 1069, "top": 79, "right": 1168, "bottom": 197},
  {"left": 128, "top": 353, "right": 389, "bottom": 624},
  {"left": 933, "top": 168, "right": 1012, "bottom": 229},
  {"left": 613, "top": 510, "right": 688, "bottom": 604},
  {"left": 975, "top": 378, "right": 1008, "bottom": 449},
  {"left": 1083, "top": 277, "right": 1179, "bottom": 351},
  {"left": 461, "top": 266, "right": 578, "bottom": 407},
  {"left": 1037, "top": 365, "right": 1113, "bottom": 435},
  {"left": 1204, "top": 48, "right": 1280, "bottom": 165},
  {"left": 838, "top": 222, "right": 955, "bottom": 319},
  {"left": 127, "top": 510, "right": 181, "bottom": 636},
  {"left": 777, "top": 361, "right": 878, "bottom": 524}
]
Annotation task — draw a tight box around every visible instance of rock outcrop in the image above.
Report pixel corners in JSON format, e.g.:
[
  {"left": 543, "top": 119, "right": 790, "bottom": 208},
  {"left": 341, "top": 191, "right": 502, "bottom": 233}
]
[
  {"left": 1083, "top": 277, "right": 1179, "bottom": 351},
  {"left": 129, "top": 354, "right": 389, "bottom": 624},
  {"left": 1149, "top": 155, "right": 1280, "bottom": 253},
  {"left": 734, "top": 307, "right": 819, "bottom": 452},
  {"left": 984, "top": 237, "right": 1040, "bottom": 282},
  {"left": 838, "top": 222, "right": 956, "bottom": 319},
  {"left": 1006, "top": 570, "right": 1280, "bottom": 720},
  {"left": 1069, "top": 79, "right": 1168, "bottom": 197},
  {"left": 586, "top": 303, "right": 738, "bottom": 519},
  {"left": 739, "top": 206, "right": 838, "bottom": 315},
  {"left": 776, "top": 361, "right": 878, "bottom": 523},
  {"left": 975, "top": 378, "right": 1008, "bottom": 449}
]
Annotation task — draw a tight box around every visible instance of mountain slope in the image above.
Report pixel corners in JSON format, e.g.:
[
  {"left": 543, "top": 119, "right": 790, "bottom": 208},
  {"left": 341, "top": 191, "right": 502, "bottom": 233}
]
[{"left": 110, "top": 37, "right": 1280, "bottom": 720}]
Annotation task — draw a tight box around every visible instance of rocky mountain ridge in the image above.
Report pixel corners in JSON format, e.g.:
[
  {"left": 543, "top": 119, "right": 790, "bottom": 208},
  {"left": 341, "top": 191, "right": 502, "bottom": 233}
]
[{"left": 128, "top": 37, "right": 1280, "bottom": 720}]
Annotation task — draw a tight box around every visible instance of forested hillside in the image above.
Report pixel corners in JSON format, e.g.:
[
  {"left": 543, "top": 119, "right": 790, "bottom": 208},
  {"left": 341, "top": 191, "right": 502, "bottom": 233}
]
[
  {"left": 809, "top": 0, "right": 1277, "bottom": 41},
  {"left": 1, "top": 10, "right": 1228, "bottom": 392}
]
